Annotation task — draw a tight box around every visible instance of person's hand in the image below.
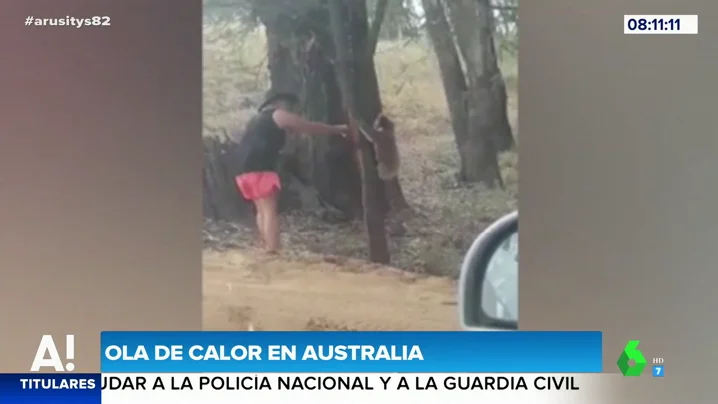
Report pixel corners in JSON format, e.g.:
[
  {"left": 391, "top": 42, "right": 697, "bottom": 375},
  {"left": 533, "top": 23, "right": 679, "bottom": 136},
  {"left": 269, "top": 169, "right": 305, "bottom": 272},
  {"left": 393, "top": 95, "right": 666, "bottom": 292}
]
[{"left": 333, "top": 124, "right": 349, "bottom": 136}]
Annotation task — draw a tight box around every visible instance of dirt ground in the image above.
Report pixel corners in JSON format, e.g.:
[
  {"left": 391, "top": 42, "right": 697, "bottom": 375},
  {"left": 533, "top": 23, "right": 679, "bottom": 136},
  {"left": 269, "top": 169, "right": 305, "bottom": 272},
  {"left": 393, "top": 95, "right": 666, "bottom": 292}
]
[{"left": 203, "top": 248, "right": 460, "bottom": 331}]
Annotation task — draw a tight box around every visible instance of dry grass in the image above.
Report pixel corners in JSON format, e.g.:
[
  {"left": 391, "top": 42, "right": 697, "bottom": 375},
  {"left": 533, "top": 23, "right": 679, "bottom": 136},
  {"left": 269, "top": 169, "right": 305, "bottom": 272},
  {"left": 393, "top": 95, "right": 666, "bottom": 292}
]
[{"left": 203, "top": 23, "right": 518, "bottom": 277}]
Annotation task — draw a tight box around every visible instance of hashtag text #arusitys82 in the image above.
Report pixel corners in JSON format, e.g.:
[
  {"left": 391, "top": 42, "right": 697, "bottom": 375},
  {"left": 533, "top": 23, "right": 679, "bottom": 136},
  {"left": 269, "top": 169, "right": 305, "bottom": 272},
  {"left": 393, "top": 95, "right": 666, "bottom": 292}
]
[{"left": 24, "top": 16, "right": 111, "bottom": 28}]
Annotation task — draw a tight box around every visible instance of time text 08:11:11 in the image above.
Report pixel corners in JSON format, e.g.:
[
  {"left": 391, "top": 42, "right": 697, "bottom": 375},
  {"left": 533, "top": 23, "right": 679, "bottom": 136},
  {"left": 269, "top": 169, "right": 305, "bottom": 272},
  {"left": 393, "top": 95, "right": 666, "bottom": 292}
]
[{"left": 624, "top": 15, "right": 698, "bottom": 34}]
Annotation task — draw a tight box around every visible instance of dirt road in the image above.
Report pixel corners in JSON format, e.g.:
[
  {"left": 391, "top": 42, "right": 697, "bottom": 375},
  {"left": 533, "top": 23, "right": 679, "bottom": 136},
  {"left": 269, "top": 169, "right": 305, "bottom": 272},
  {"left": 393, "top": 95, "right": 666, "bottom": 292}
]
[{"left": 203, "top": 249, "right": 460, "bottom": 331}]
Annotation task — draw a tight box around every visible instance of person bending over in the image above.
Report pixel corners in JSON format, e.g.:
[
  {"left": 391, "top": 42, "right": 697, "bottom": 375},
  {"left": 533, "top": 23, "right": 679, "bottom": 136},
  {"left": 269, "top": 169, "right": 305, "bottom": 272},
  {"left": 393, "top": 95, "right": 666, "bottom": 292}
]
[{"left": 230, "top": 92, "right": 348, "bottom": 253}]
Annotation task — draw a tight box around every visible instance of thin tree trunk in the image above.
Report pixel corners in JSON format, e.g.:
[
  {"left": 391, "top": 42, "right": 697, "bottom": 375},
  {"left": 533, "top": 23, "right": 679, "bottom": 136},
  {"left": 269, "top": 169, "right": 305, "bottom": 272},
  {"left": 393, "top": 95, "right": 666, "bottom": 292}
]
[
  {"left": 450, "top": 0, "right": 514, "bottom": 152},
  {"left": 328, "top": 0, "right": 390, "bottom": 264},
  {"left": 444, "top": 0, "right": 510, "bottom": 186},
  {"left": 367, "top": 0, "right": 410, "bottom": 214},
  {"left": 476, "top": 0, "right": 515, "bottom": 152},
  {"left": 421, "top": 0, "right": 470, "bottom": 178}
]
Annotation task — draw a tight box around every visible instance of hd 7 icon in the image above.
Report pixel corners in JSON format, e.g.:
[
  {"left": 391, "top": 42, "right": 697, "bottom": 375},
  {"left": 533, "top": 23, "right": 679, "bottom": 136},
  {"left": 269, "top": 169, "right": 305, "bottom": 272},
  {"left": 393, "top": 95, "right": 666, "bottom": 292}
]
[{"left": 652, "top": 365, "right": 664, "bottom": 377}]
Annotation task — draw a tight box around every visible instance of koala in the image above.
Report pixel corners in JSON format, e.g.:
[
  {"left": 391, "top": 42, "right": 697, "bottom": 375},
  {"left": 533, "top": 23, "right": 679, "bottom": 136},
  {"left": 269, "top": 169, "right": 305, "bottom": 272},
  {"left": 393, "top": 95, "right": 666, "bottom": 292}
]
[{"left": 357, "top": 113, "right": 400, "bottom": 180}]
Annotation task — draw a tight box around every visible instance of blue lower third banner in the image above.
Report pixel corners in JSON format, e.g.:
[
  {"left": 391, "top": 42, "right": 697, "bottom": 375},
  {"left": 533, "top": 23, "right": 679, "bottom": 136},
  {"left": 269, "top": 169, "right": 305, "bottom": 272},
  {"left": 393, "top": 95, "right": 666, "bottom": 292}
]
[
  {"left": 0, "top": 374, "right": 100, "bottom": 404},
  {"left": 100, "top": 331, "right": 603, "bottom": 373}
]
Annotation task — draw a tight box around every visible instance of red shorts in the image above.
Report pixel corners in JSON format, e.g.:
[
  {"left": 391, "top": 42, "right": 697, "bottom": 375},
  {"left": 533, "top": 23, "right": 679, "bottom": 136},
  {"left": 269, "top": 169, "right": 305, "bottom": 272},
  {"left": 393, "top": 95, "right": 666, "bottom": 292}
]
[{"left": 235, "top": 172, "right": 281, "bottom": 201}]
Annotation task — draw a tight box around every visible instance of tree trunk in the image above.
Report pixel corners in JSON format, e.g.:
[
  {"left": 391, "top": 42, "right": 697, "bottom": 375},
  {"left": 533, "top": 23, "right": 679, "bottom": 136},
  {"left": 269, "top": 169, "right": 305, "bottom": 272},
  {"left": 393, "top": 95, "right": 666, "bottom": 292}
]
[
  {"left": 477, "top": 0, "right": 515, "bottom": 153},
  {"left": 259, "top": 0, "right": 408, "bottom": 219},
  {"left": 300, "top": 25, "right": 364, "bottom": 218},
  {"left": 260, "top": 10, "right": 365, "bottom": 220},
  {"left": 450, "top": 0, "right": 514, "bottom": 152},
  {"left": 328, "top": 0, "right": 390, "bottom": 264},
  {"left": 444, "top": 0, "right": 511, "bottom": 186},
  {"left": 265, "top": 22, "right": 303, "bottom": 95},
  {"left": 421, "top": 0, "right": 470, "bottom": 178},
  {"left": 366, "top": 0, "right": 410, "bottom": 215},
  {"left": 203, "top": 0, "right": 408, "bottom": 260}
]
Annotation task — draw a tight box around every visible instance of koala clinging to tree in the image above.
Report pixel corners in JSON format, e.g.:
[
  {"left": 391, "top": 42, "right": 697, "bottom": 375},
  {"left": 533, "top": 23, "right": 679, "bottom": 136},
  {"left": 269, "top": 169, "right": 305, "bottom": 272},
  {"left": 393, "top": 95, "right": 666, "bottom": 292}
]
[{"left": 356, "top": 113, "right": 400, "bottom": 180}]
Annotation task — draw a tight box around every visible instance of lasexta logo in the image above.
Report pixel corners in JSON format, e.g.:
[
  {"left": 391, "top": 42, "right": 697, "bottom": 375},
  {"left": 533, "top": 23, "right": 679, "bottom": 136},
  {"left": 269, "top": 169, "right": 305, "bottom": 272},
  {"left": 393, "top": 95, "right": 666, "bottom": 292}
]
[{"left": 617, "top": 340, "right": 647, "bottom": 376}]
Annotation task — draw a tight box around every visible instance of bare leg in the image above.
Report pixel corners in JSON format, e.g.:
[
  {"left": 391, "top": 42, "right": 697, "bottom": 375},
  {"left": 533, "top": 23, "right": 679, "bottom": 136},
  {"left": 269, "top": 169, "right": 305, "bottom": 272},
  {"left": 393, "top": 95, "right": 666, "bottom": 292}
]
[
  {"left": 264, "top": 194, "right": 280, "bottom": 252},
  {"left": 255, "top": 194, "right": 280, "bottom": 253},
  {"left": 254, "top": 205, "right": 265, "bottom": 247}
]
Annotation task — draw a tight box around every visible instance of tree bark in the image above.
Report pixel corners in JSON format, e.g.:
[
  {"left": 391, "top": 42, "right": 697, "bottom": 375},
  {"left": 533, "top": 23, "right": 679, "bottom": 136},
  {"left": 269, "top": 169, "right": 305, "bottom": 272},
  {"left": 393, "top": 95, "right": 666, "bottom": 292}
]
[
  {"left": 265, "top": 22, "right": 303, "bottom": 95},
  {"left": 366, "top": 0, "right": 410, "bottom": 214},
  {"left": 443, "top": 0, "right": 511, "bottom": 186},
  {"left": 300, "top": 25, "right": 364, "bottom": 218},
  {"left": 204, "top": 0, "right": 410, "bottom": 260},
  {"left": 328, "top": 0, "right": 390, "bottom": 263},
  {"left": 261, "top": 0, "right": 408, "bottom": 218},
  {"left": 260, "top": 8, "right": 365, "bottom": 220},
  {"left": 449, "top": 0, "right": 514, "bottom": 152},
  {"left": 421, "top": 0, "right": 470, "bottom": 177}
]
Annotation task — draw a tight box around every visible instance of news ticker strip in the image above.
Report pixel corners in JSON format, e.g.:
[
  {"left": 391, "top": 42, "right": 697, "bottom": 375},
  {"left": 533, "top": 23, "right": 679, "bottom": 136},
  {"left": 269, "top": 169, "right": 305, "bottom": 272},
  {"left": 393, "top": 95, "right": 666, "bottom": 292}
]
[
  {"left": 1, "top": 373, "right": 586, "bottom": 404},
  {"left": 624, "top": 15, "right": 698, "bottom": 34},
  {"left": 96, "top": 331, "right": 602, "bottom": 373}
]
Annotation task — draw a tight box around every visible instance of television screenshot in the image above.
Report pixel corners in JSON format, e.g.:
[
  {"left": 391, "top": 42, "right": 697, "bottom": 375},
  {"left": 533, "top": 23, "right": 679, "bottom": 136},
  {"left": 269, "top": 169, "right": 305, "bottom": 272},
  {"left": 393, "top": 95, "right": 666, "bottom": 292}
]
[{"left": 0, "top": 0, "right": 710, "bottom": 403}]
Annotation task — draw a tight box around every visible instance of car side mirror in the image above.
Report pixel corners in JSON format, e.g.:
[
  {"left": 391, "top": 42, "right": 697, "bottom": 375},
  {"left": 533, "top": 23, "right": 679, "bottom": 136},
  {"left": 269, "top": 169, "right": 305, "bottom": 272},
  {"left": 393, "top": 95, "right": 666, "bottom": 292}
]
[{"left": 458, "top": 211, "right": 518, "bottom": 330}]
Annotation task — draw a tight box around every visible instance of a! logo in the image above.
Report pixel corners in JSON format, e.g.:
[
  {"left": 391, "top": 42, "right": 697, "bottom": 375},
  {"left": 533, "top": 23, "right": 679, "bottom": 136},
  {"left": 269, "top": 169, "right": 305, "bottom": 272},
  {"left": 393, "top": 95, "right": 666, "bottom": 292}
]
[
  {"left": 30, "top": 334, "right": 75, "bottom": 372},
  {"left": 617, "top": 340, "right": 647, "bottom": 376}
]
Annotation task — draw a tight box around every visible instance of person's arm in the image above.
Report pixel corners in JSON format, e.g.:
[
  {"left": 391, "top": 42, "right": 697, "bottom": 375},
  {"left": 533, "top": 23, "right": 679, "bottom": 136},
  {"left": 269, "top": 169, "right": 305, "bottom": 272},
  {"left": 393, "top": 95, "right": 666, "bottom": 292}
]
[{"left": 272, "top": 109, "right": 347, "bottom": 136}]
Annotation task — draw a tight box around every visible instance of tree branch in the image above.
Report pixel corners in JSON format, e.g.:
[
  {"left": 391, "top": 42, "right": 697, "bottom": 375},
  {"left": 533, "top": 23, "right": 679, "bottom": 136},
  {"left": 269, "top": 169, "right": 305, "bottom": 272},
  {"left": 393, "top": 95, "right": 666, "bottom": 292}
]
[{"left": 366, "top": 0, "right": 389, "bottom": 57}]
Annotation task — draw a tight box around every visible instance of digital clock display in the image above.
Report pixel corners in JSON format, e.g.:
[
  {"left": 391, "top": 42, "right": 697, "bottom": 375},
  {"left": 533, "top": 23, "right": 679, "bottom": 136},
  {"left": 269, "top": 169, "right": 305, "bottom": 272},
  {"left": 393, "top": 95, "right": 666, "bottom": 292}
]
[
  {"left": 624, "top": 15, "right": 698, "bottom": 35},
  {"left": 626, "top": 18, "right": 681, "bottom": 31}
]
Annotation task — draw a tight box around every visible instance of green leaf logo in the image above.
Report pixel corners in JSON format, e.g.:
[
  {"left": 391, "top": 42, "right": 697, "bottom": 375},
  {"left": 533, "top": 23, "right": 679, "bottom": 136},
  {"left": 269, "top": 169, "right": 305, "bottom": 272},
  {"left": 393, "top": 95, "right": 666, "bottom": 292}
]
[{"left": 617, "top": 340, "right": 647, "bottom": 376}]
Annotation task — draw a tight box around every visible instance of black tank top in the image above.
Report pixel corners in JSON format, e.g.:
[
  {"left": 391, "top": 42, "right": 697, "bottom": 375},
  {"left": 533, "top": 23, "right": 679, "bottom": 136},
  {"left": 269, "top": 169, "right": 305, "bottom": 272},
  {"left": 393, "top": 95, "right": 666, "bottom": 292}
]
[{"left": 229, "top": 108, "right": 287, "bottom": 175}]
